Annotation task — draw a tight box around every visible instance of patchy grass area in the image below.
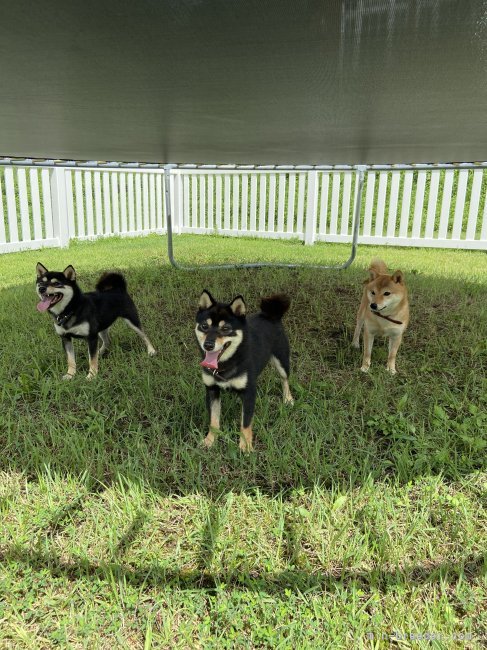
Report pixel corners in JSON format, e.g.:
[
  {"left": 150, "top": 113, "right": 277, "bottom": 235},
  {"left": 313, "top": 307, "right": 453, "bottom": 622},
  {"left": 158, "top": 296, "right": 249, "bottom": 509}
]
[{"left": 0, "top": 235, "right": 486, "bottom": 648}]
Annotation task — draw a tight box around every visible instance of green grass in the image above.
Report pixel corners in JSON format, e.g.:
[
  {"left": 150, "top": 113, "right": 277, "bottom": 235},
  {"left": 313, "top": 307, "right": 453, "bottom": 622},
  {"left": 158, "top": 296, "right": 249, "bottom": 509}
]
[{"left": 0, "top": 234, "right": 486, "bottom": 648}]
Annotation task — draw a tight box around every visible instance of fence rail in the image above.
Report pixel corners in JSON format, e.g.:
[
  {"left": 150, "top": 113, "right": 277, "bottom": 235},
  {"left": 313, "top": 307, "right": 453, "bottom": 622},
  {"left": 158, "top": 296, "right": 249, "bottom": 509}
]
[{"left": 1, "top": 165, "right": 487, "bottom": 254}]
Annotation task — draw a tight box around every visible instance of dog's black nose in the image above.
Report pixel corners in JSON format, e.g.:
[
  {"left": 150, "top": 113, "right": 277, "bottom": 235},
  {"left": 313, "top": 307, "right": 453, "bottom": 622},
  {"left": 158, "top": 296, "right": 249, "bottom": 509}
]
[
  {"left": 38, "top": 285, "right": 46, "bottom": 294},
  {"left": 203, "top": 340, "right": 215, "bottom": 351},
  {"left": 370, "top": 303, "right": 377, "bottom": 310}
]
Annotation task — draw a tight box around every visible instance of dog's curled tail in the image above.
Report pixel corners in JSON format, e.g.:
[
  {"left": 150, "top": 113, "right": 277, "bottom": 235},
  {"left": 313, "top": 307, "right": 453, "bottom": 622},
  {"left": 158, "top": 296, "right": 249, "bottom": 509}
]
[
  {"left": 369, "top": 258, "right": 388, "bottom": 277},
  {"left": 260, "top": 294, "right": 291, "bottom": 320},
  {"left": 96, "top": 272, "right": 127, "bottom": 293}
]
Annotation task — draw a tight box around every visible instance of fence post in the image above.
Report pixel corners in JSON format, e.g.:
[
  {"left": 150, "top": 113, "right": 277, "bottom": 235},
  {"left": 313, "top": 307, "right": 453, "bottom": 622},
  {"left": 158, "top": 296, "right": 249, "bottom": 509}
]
[
  {"left": 304, "top": 170, "right": 318, "bottom": 245},
  {"left": 50, "top": 168, "right": 70, "bottom": 247}
]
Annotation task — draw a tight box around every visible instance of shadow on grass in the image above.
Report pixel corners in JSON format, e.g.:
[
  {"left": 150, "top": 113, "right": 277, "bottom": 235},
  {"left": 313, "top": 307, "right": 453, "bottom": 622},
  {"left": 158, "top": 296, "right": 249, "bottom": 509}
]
[{"left": 1, "top": 545, "right": 485, "bottom": 594}]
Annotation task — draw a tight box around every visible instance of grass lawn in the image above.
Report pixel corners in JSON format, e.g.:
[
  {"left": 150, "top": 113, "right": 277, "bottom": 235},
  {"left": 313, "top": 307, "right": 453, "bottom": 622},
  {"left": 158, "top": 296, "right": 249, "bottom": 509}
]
[{"left": 0, "top": 234, "right": 486, "bottom": 648}]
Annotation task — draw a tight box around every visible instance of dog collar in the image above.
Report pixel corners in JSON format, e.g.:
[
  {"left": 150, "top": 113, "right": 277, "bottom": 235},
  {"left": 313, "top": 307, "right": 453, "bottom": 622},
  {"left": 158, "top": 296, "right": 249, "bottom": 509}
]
[
  {"left": 55, "top": 310, "right": 74, "bottom": 327},
  {"left": 372, "top": 311, "right": 403, "bottom": 325},
  {"left": 203, "top": 366, "right": 227, "bottom": 382}
]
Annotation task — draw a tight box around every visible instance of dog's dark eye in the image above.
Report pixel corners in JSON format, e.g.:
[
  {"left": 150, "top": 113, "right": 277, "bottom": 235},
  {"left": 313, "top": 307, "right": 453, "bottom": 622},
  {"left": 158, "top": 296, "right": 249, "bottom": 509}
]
[
  {"left": 384, "top": 291, "right": 391, "bottom": 296},
  {"left": 221, "top": 325, "right": 232, "bottom": 334},
  {"left": 199, "top": 323, "right": 209, "bottom": 332},
  {"left": 371, "top": 291, "right": 375, "bottom": 295}
]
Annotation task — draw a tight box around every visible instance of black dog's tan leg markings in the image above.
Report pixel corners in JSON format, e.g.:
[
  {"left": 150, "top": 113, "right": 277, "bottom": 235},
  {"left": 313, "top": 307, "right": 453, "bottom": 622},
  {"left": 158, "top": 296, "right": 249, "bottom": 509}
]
[
  {"left": 204, "top": 386, "right": 220, "bottom": 448},
  {"left": 271, "top": 355, "right": 294, "bottom": 404},
  {"left": 239, "top": 389, "right": 256, "bottom": 452},
  {"left": 62, "top": 336, "right": 76, "bottom": 380},
  {"left": 123, "top": 318, "right": 156, "bottom": 356},
  {"left": 99, "top": 329, "right": 110, "bottom": 356},
  {"left": 86, "top": 336, "right": 99, "bottom": 380}
]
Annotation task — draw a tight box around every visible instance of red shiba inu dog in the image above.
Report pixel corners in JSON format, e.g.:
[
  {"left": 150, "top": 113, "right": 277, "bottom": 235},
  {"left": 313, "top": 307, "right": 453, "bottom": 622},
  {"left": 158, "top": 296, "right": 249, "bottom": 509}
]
[{"left": 352, "top": 259, "right": 409, "bottom": 374}]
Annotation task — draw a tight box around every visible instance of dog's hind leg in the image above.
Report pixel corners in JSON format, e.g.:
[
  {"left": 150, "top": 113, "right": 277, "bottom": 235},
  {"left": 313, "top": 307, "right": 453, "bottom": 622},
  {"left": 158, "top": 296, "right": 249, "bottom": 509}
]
[
  {"left": 99, "top": 329, "right": 110, "bottom": 356},
  {"left": 271, "top": 354, "right": 294, "bottom": 404},
  {"left": 62, "top": 336, "right": 76, "bottom": 380},
  {"left": 123, "top": 317, "right": 156, "bottom": 356}
]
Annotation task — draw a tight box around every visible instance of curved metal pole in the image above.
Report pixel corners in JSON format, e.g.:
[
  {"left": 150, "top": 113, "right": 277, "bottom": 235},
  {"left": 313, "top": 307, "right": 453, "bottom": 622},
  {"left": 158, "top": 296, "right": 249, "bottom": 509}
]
[{"left": 165, "top": 165, "right": 365, "bottom": 271}]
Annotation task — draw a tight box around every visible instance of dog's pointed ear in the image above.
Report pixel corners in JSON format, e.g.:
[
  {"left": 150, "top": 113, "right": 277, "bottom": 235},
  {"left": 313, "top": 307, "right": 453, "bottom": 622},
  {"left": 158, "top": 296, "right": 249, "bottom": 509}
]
[
  {"left": 63, "top": 265, "right": 76, "bottom": 281},
  {"left": 368, "top": 269, "right": 378, "bottom": 281},
  {"left": 198, "top": 290, "right": 215, "bottom": 310},
  {"left": 229, "top": 295, "right": 246, "bottom": 317},
  {"left": 392, "top": 270, "right": 404, "bottom": 284},
  {"left": 36, "top": 262, "right": 48, "bottom": 277}
]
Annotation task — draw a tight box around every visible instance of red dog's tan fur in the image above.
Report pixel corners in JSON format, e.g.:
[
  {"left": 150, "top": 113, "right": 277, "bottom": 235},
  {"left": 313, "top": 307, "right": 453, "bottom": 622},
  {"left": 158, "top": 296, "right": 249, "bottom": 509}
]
[{"left": 352, "top": 259, "right": 409, "bottom": 374}]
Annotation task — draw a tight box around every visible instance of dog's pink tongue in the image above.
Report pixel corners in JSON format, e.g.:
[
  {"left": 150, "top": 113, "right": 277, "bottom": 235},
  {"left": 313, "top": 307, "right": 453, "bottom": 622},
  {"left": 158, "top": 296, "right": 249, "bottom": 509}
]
[
  {"left": 37, "top": 296, "right": 54, "bottom": 312},
  {"left": 200, "top": 350, "right": 220, "bottom": 370}
]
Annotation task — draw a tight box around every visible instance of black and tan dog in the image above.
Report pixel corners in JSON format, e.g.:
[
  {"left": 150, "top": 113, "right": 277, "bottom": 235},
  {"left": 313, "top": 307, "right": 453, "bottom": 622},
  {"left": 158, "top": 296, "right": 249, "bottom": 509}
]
[
  {"left": 195, "top": 290, "right": 293, "bottom": 451},
  {"left": 35, "top": 263, "right": 155, "bottom": 379}
]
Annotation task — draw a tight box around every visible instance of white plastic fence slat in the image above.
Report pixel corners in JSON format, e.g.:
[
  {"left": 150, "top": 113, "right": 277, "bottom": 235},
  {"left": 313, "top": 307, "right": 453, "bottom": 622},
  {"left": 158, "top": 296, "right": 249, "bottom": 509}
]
[
  {"left": 142, "top": 174, "right": 149, "bottom": 230},
  {"left": 466, "top": 169, "right": 483, "bottom": 240},
  {"left": 183, "top": 174, "right": 190, "bottom": 228},
  {"left": 425, "top": 171, "right": 440, "bottom": 238},
  {"left": 41, "top": 169, "right": 54, "bottom": 239},
  {"left": 318, "top": 173, "right": 330, "bottom": 235},
  {"left": 481, "top": 188, "right": 487, "bottom": 241},
  {"left": 17, "top": 169, "right": 31, "bottom": 241},
  {"left": 112, "top": 173, "right": 120, "bottom": 234},
  {"left": 74, "top": 171, "right": 85, "bottom": 237},
  {"left": 241, "top": 174, "right": 248, "bottom": 231},
  {"left": 304, "top": 170, "right": 318, "bottom": 245},
  {"left": 200, "top": 175, "right": 206, "bottom": 229},
  {"left": 135, "top": 173, "right": 142, "bottom": 231},
  {"left": 329, "top": 173, "right": 341, "bottom": 235},
  {"left": 103, "top": 172, "right": 112, "bottom": 235},
  {"left": 176, "top": 172, "right": 183, "bottom": 232},
  {"left": 296, "top": 173, "right": 306, "bottom": 234},
  {"left": 127, "top": 173, "right": 135, "bottom": 232},
  {"left": 363, "top": 172, "right": 375, "bottom": 237},
  {"left": 250, "top": 174, "right": 257, "bottom": 231},
  {"left": 167, "top": 173, "right": 174, "bottom": 231},
  {"left": 452, "top": 170, "right": 468, "bottom": 240},
  {"left": 374, "top": 172, "right": 388, "bottom": 237},
  {"left": 268, "top": 173, "right": 276, "bottom": 233},
  {"left": 207, "top": 174, "right": 214, "bottom": 230},
  {"left": 120, "top": 173, "right": 128, "bottom": 233},
  {"left": 224, "top": 175, "right": 231, "bottom": 230},
  {"left": 215, "top": 175, "right": 222, "bottom": 229},
  {"left": 0, "top": 175, "right": 6, "bottom": 243},
  {"left": 286, "top": 173, "right": 296, "bottom": 233},
  {"left": 85, "top": 172, "right": 94, "bottom": 237},
  {"left": 277, "top": 174, "right": 286, "bottom": 232},
  {"left": 64, "top": 171, "right": 75, "bottom": 237},
  {"left": 439, "top": 170, "right": 454, "bottom": 239},
  {"left": 94, "top": 172, "right": 104, "bottom": 235},
  {"left": 259, "top": 174, "right": 267, "bottom": 232},
  {"left": 399, "top": 171, "right": 413, "bottom": 238},
  {"left": 412, "top": 171, "right": 427, "bottom": 238},
  {"left": 386, "top": 172, "right": 400, "bottom": 237},
  {"left": 30, "top": 169, "right": 42, "bottom": 241},
  {"left": 149, "top": 174, "right": 156, "bottom": 230},
  {"left": 233, "top": 174, "right": 239, "bottom": 230},
  {"left": 341, "top": 172, "right": 352, "bottom": 236},
  {"left": 156, "top": 174, "right": 162, "bottom": 229},
  {"left": 4, "top": 168, "right": 19, "bottom": 243},
  {"left": 50, "top": 168, "right": 69, "bottom": 247}
]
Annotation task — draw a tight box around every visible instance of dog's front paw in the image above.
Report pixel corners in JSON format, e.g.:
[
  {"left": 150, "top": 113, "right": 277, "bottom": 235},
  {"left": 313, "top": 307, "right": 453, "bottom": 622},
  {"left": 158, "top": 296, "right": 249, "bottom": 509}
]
[
  {"left": 62, "top": 373, "right": 75, "bottom": 381},
  {"left": 239, "top": 438, "right": 254, "bottom": 453},
  {"left": 202, "top": 433, "right": 215, "bottom": 448},
  {"left": 147, "top": 347, "right": 157, "bottom": 357},
  {"left": 360, "top": 364, "right": 370, "bottom": 373},
  {"left": 284, "top": 394, "right": 294, "bottom": 406},
  {"left": 86, "top": 372, "right": 97, "bottom": 381},
  {"left": 386, "top": 366, "right": 397, "bottom": 375},
  {"left": 352, "top": 339, "right": 360, "bottom": 349}
]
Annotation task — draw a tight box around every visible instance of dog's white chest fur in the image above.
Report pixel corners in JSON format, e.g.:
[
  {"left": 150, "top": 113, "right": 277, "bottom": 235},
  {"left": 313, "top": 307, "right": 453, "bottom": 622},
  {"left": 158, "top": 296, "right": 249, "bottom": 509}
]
[
  {"left": 202, "top": 371, "right": 248, "bottom": 390},
  {"left": 54, "top": 321, "right": 90, "bottom": 337}
]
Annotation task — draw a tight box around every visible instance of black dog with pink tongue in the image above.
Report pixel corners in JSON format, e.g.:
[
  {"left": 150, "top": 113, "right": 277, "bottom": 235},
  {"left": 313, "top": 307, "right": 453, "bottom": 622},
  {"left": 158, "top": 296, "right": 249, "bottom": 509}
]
[{"left": 196, "top": 290, "right": 293, "bottom": 452}]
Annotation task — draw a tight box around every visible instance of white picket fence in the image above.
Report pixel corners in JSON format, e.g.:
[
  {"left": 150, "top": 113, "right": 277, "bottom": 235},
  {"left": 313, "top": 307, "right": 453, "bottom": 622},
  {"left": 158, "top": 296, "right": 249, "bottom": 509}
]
[{"left": 1, "top": 165, "right": 487, "bottom": 254}]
